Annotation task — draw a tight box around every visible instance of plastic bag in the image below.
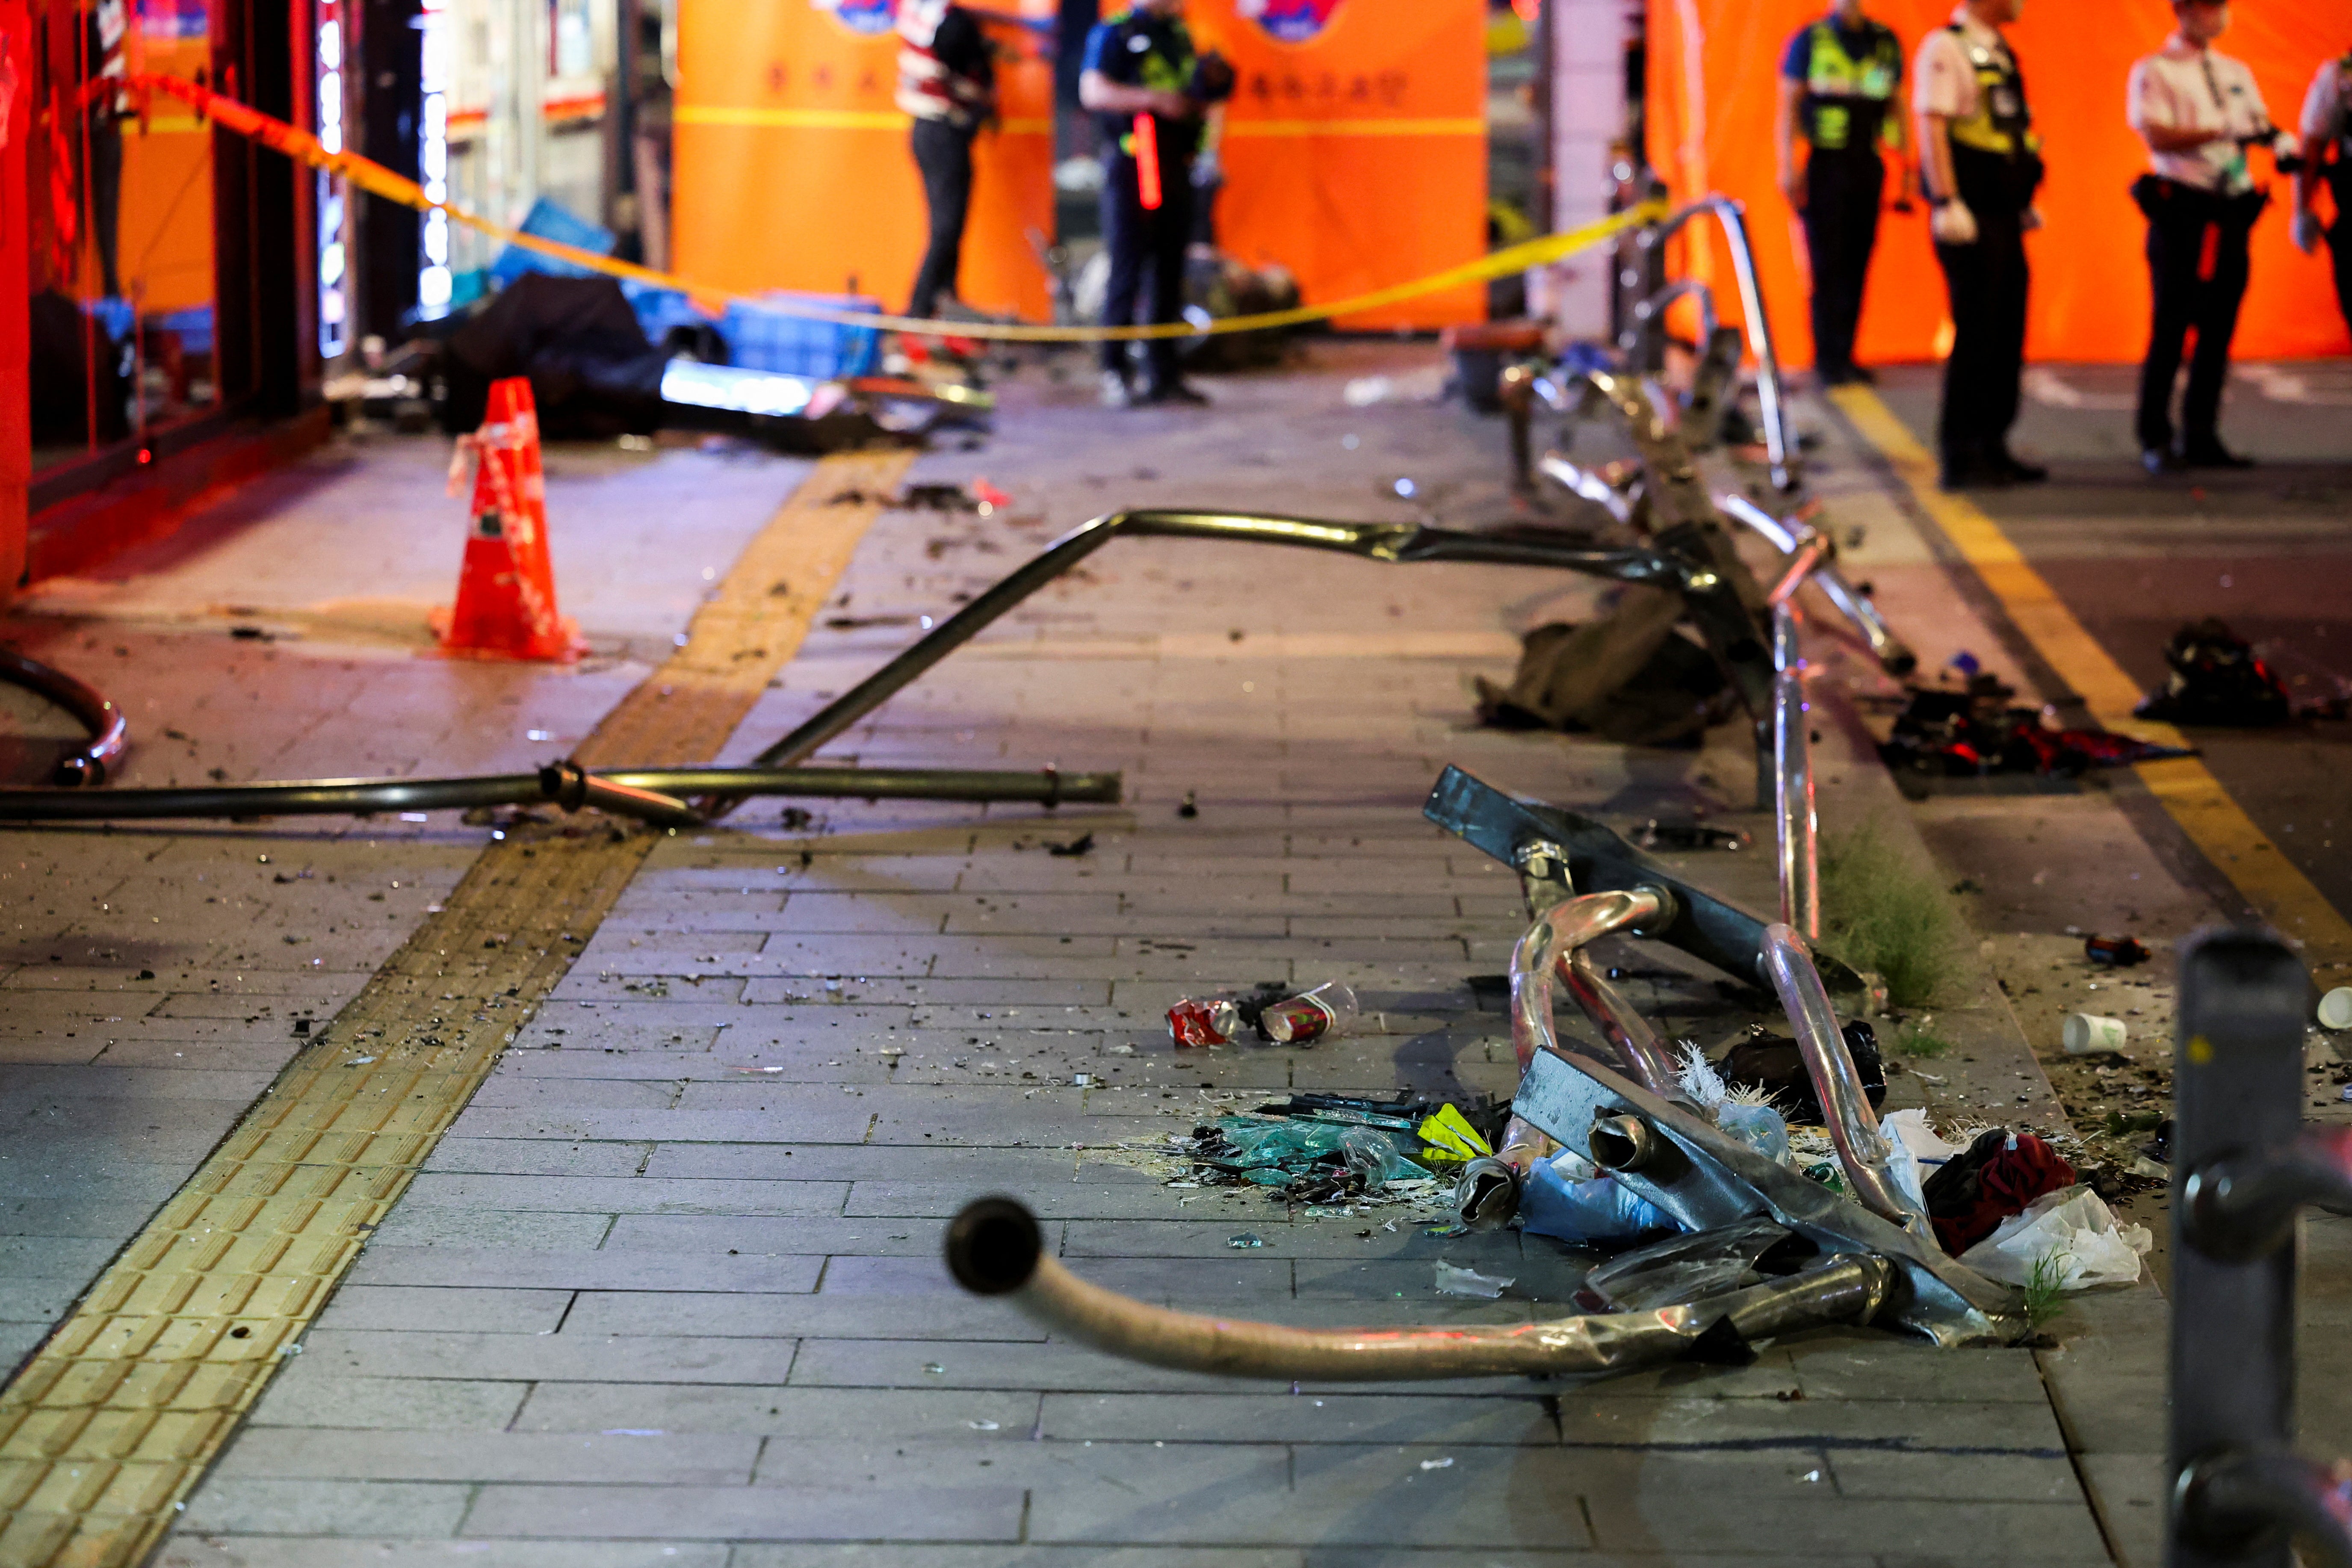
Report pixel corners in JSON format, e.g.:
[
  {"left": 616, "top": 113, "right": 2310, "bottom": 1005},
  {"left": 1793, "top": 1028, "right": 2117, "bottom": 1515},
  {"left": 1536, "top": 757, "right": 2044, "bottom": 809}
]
[
  {"left": 1957, "top": 1183, "right": 2152, "bottom": 1289},
  {"left": 1582, "top": 1217, "right": 1794, "bottom": 1312},
  {"left": 1434, "top": 1261, "right": 1515, "bottom": 1299},
  {"left": 1518, "top": 1154, "right": 1675, "bottom": 1246},
  {"left": 1719, "top": 1102, "right": 1792, "bottom": 1167},
  {"left": 1340, "top": 1126, "right": 1428, "bottom": 1190}
]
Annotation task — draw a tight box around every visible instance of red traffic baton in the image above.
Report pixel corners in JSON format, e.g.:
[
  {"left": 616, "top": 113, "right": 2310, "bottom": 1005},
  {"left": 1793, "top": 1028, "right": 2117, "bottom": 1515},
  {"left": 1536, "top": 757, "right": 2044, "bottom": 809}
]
[{"left": 1134, "top": 112, "right": 1163, "bottom": 210}]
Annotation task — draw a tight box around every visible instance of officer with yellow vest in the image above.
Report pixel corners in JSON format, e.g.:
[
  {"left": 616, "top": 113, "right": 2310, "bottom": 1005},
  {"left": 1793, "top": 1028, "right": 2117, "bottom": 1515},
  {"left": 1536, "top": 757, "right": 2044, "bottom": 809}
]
[
  {"left": 1776, "top": 1, "right": 1910, "bottom": 387},
  {"left": 1914, "top": 0, "right": 2048, "bottom": 491}
]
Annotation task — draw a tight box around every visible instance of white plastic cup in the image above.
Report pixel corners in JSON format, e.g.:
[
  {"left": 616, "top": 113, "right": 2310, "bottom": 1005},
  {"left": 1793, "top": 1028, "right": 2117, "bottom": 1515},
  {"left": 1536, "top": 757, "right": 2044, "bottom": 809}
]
[
  {"left": 2319, "top": 987, "right": 2352, "bottom": 1032},
  {"left": 2063, "top": 1013, "right": 2128, "bottom": 1055}
]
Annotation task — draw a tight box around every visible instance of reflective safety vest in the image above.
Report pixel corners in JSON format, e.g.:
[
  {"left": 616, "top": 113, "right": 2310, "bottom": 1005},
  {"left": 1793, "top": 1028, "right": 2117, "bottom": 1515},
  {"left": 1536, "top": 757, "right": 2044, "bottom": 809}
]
[
  {"left": 1945, "top": 24, "right": 2040, "bottom": 161},
  {"left": 1802, "top": 21, "right": 1902, "bottom": 152}
]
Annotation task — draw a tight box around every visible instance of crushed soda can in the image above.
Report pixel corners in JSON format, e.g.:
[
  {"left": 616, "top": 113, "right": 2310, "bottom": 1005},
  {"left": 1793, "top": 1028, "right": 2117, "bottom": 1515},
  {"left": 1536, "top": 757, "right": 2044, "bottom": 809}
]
[
  {"left": 1261, "top": 981, "right": 1359, "bottom": 1046},
  {"left": 1168, "top": 998, "right": 1243, "bottom": 1048},
  {"left": 2084, "top": 934, "right": 2152, "bottom": 968}
]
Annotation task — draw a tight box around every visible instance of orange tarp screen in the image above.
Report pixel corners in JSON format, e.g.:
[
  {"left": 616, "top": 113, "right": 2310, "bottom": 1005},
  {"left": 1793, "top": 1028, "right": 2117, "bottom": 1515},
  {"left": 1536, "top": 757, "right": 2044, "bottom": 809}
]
[
  {"left": 1191, "top": 0, "right": 1489, "bottom": 330},
  {"left": 1647, "top": 0, "right": 2352, "bottom": 365},
  {"left": 672, "top": 0, "right": 1056, "bottom": 318}
]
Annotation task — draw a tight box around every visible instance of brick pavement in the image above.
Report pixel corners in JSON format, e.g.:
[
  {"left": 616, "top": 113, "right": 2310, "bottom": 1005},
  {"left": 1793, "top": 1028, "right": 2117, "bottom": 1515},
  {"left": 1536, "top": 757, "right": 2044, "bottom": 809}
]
[{"left": 105, "top": 348, "right": 2157, "bottom": 1565}]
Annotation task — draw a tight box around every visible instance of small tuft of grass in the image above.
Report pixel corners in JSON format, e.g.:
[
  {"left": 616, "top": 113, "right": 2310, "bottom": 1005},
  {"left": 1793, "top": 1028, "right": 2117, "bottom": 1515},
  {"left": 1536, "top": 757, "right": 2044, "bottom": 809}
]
[
  {"left": 2022, "top": 1251, "right": 2072, "bottom": 1329},
  {"left": 1820, "top": 821, "right": 1968, "bottom": 1009},
  {"left": 1896, "top": 1019, "right": 1957, "bottom": 1059}
]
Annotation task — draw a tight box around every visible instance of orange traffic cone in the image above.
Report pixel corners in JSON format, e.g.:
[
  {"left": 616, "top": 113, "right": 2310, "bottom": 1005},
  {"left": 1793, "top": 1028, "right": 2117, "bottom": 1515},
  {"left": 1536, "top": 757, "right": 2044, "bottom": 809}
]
[{"left": 432, "top": 378, "right": 583, "bottom": 662}]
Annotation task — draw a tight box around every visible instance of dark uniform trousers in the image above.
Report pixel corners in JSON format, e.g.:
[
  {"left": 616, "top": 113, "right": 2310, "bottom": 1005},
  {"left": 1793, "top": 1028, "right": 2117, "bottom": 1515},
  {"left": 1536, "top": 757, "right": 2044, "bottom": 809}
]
[
  {"left": 1804, "top": 148, "right": 1885, "bottom": 376},
  {"left": 2330, "top": 157, "right": 2352, "bottom": 341},
  {"left": 910, "top": 117, "right": 979, "bottom": 319},
  {"left": 2133, "top": 178, "right": 2259, "bottom": 455},
  {"left": 1100, "top": 155, "right": 1194, "bottom": 387},
  {"left": 1933, "top": 146, "right": 2031, "bottom": 469}
]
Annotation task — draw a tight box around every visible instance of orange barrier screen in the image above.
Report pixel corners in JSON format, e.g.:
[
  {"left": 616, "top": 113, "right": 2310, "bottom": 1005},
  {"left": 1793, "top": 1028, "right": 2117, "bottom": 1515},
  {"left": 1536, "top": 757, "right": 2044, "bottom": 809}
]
[
  {"left": 672, "top": 0, "right": 1056, "bottom": 318},
  {"left": 1192, "top": 0, "right": 1488, "bottom": 330},
  {"left": 1647, "top": 0, "right": 2352, "bottom": 365}
]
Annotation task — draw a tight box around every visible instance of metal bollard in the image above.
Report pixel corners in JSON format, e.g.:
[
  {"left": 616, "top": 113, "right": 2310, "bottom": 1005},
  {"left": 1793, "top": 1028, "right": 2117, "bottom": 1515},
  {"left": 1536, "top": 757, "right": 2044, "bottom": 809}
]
[{"left": 2167, "top": 927, "right": 2352, "bottom": 1568}]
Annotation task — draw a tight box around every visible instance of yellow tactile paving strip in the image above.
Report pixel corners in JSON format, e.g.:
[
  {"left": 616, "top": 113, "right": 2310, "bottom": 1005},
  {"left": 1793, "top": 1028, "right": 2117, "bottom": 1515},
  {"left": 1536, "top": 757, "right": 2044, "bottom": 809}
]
[
  {"left": 1835, "top": 386, "right": 2352, "bottom": 972},
  {"left": 0, "top": 446, "right": 911, "bottom": 1568}
]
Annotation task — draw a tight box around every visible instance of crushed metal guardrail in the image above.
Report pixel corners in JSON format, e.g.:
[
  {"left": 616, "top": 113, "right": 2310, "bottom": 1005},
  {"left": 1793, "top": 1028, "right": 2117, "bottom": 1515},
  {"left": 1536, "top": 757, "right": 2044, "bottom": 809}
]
[{"left": 0, "top": 648, "right": 130, "bottom": 786}]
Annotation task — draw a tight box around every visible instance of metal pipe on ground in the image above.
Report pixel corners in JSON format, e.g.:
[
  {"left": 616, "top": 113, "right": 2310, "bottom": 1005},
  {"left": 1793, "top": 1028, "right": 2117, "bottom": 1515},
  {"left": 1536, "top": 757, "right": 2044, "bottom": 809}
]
[
  {"left": 945, "top": 1196, "right": 1894, "bottom": 1382},
  {"left": 0, "top": 765, "right": 1118, "bottom": 826},
  {"left": 0, "top": 648, "right": 131, "bottom": 786},
  {"left": 731, "top": 509, "right": 1768, "bottom": 807}
]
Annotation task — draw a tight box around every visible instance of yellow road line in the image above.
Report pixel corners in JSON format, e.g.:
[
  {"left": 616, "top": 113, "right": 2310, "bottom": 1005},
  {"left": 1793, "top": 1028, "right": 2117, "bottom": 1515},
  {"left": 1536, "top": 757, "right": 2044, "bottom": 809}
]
[
  {"left": 1834, "top": 385, "right": 2352, "bottom": 970},
  {"left": 0, "top": 448, "right": 911, "bottom": 1568}
]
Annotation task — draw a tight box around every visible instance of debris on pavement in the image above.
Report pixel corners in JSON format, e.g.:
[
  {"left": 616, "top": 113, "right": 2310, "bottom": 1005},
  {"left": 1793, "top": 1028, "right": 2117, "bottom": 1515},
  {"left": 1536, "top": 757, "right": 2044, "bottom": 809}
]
[
  {"left": 1882, "top": 674, "right": 2192, "bottom": 779},
  {"left": 1473, "top": 594, "right": 1737, "bottom": 747},
  {"left": 1924, "top": 1130, "right": 2078, "bottom": 1255},
  {"left": 1577, "top": 1217, "right": 1798, "bottom": 1312},
  {"left": 1718, "top": 1021, "right": 1888, "bottom": 1127},
  {"left": 1260, "top": 981, "right": 1358, "bottom": 1045},
  {"left": 1433, "top": 1261, "right": 1514, "bottom": 1299},
  {"left": 2063, "top": 1013, "right": 2129, "bottom": 1056},
  {"left": 1047, "top": 832, "right": 1096, "bottom": 858},
  {"left": 2319, "top": 987, "right": 2352, "bottom": 1031},
  {"left": 1956, "top": 1185, "right": 2153, "bottom": 1290},
  {"left": 2133, "top": 618, "right": 2296, "bottom": 726},
  {"left": 1633, "top": 819, "right": 1750, "bottom": 852},
  {"left": 2083, "top": 934, "right": 2152, "bottom": 968}
]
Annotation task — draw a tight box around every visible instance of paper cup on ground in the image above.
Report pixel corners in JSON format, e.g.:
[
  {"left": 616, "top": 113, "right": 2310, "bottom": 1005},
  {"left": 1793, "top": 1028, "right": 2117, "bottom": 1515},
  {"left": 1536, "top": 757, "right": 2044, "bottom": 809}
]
[
  {"left": 2064, "top": 1013, "right": 2128, "bottom": 1055},
  {"left": 2319, "top": 986, "right": 2352, "bottom": 1032}
]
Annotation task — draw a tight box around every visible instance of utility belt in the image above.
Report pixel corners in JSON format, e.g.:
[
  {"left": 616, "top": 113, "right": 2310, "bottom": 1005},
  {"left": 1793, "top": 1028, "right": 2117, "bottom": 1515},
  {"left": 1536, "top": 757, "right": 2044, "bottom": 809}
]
[
  {"left": 2129, "top": 173, "right": 2268, "bottom": 232},
  {"left": 1950, "top": 141, "right": 2043, "bottom": 214}
]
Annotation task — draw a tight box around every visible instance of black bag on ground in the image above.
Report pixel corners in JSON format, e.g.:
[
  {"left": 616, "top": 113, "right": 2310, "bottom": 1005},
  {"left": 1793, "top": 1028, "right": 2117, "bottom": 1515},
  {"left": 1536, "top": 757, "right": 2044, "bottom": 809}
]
[
  {"left": 2133, "top": 617, "right": 2292, "bottom": 726},
  {"left": 1474, "top": 586, "right": 1733, "bottom": 747},
  {"left": 1719, "top": 1022, "right": 1887, "bottom": 1127}
]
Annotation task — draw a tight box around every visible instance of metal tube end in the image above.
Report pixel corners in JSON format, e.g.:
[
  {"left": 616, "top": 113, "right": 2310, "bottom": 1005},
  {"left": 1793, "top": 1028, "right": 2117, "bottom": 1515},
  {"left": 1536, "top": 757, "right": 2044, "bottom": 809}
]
[
  {"left": 1590, "top": 1114, "right": 1663, "bottom": 1173},
  {"left": 946, "top": 1198, "right": 1043, "bottom": 1296}
]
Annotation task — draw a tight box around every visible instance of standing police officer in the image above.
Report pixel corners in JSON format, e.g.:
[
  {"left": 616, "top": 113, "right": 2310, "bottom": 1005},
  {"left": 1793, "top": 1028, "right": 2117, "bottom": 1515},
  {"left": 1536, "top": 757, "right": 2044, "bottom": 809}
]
[
  {"left": 1914, "top": 0, "right": 2048, "bottom": 492},
  {"left": 2127, "top": 0, "right": 2286, "bottom": 472},
  {"left": 1081, "top": 0, "right": 1208, "bottom": 408},
  {"left": 2293, "top": 48, "right": 2352, "bottom": 338},
  {"left": 1776, "top": 0, "right": 1909, "bottom": 387}
]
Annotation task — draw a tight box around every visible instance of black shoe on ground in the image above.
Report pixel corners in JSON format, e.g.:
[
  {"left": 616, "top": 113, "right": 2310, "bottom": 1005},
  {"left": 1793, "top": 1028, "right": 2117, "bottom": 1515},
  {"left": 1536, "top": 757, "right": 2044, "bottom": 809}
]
[
  {"left": 1939, "top": 454, "right": 2009, "bottom": 492},
  {"left": 2181, "top": 439, "right": 2254, "bottom": 470},
  {"left": 1822, "top": 364, "right": 1878, "bottom": 388},
  {"left": 1991, "top": 449, "right": 2050, "bottom": 484},
  {"left": 1142, "top": 378, "right": 1210, "bottom": 407},
  {"left": 2142, "top": 447, "right": 2184, "bottom": 476}
]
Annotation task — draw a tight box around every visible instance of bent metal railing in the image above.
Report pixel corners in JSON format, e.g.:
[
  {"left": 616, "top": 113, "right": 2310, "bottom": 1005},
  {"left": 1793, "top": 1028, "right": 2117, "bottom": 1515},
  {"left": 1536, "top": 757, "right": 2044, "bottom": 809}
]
[{"left": 2168, "top": 928, "right": 2352, "bottom": 1568}]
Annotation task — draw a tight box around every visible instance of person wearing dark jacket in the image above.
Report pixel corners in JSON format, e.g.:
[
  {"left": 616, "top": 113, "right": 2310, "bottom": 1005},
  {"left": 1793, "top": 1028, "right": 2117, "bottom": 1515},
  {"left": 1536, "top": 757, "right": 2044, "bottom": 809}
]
[{"left": 899, "top": 0, "right": 997, "bottom": 320}]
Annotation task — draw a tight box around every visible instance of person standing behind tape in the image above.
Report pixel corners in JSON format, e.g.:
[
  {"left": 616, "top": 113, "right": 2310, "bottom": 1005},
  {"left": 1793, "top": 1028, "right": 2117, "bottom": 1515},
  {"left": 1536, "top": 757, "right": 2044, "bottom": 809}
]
[
  {"left": 1914, "top": 0, "right": 2048, "bottom": 492},
  {"left": 2128, "top": 2, "right": 2290, "bottom": 473},
  {"left": 2293, "top": 50, "right": 2352, "bottom": 340},
  {"left": 900, "top": 0, "right": 998, "bottom": 321},
  {"left": 1776, "top": 1, "right": 1910, "bottom": 388},
  {"left": 1081, "top": 0, "right": 1208, "bottom": 408}
]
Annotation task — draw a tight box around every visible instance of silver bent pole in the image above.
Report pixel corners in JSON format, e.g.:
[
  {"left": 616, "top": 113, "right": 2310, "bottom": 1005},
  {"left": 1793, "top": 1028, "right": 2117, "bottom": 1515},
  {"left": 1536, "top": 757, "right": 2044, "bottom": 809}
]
[
  {"left": 947, "top": 1196, "right": 1894, "bottom": 1382},
  {"left": 1772, "top": 601, "right": 1820, "bottom": 940},
  {"left": 1758, "top": 924, "right": 1932, "bottom": 1241},
  {"left": 1717, "top": 490, "right": 1918, "bottom": 676},
  {"left": 731, "top": 509, "right": 1757, "bottom": 810},
  {"left": 0, "top": 647, "right": 131, "bottom": 785},
  {"left": 1655, "top": 198, "right": 1795, "bottom": 488}
]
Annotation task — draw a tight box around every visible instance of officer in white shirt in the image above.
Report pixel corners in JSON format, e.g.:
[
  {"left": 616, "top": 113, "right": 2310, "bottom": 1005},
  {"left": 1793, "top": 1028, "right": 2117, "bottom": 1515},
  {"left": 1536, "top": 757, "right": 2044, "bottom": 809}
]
[
  {"left": 2293, "top": 50, "right": 2352, "bottom": 337},
  {"left": 1914, "top": 0, "right": 2047, "bottom": 492},
  {"left": 2127, "top": 0, "right": 2293, "bottom": 472}
]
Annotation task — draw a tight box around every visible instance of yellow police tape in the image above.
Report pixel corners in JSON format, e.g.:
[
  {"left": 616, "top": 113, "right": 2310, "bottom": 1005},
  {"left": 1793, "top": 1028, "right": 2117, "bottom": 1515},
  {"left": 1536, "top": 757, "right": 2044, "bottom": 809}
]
[{"left": 133, "top": 71, "right": 1665, "bottom": 345}]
